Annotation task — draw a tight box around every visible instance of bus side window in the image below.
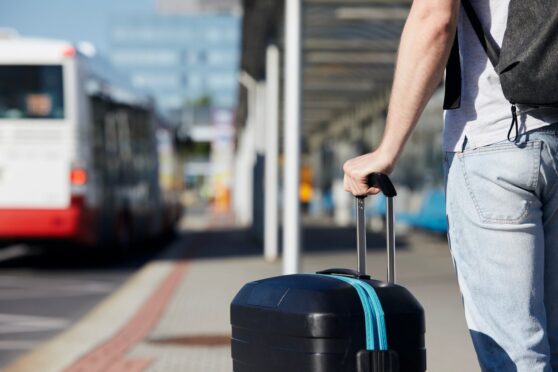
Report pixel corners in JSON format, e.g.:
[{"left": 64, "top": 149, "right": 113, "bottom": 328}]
[
  {"left": 116, "top": 110, "right": 132, "bottom": 164},
  {"left": 105, "top": 112, "right": 119, "bottom": 162},
  {"left": 91, "top": 97, "right": 107, "bottom": 174}
]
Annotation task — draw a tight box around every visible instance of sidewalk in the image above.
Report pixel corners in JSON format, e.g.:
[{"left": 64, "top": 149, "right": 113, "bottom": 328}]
[{"left": 5, "top": 211, "right": 478, "bottom": 372}]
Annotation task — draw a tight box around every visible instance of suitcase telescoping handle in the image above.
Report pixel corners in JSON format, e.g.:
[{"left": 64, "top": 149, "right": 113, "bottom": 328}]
[
  {"left": 317, "top": 173, "right": 397, "bottom": 283},
  {"left": 358, "top": 173, "right": 397, "bottom": 284}
]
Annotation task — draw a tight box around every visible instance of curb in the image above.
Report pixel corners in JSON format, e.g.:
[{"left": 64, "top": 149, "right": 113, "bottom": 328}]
[{"left": 4, "top": 258, "right": 179, "bottom": 372}]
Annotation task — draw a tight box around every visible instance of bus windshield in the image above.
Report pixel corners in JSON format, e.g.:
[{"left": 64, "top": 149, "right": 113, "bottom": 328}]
[{"left": 0, "top": 65, "right": 65, "bottom": 120}]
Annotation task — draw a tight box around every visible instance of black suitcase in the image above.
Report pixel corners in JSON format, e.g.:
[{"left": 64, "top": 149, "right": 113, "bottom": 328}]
[{"left": 231, "top": 173, "right": 426, "bottom": 372}]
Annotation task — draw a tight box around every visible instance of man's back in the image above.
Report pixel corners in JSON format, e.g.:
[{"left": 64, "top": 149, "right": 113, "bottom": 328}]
[{"left": 444, "top": 0, "right": 558, "bottom": 151}]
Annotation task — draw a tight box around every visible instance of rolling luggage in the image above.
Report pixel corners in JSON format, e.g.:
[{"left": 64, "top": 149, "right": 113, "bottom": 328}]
[{"left": 230, "top": 173, "right": 426, "bottom": 372}]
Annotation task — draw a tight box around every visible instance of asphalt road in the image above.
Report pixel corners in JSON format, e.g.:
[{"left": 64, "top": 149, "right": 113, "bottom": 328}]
[{"left": 0, "top": 241, "right": 170, "bottom": 368}]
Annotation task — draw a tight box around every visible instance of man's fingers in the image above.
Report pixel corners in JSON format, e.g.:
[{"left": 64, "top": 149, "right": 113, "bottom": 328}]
[
  {"left": 342, "top": 151, "right": 394, "bottom": 196},
  {"left": 366, "top": 187, "right": 381, "bottom": 196},
  {"left": 348, "top": 178, "right": 369, "bottom": 197},
  {"left": 343, "top": 175, "right": 351, "bottom": 192},
  {"left": 344, "top": 166, "right": 379, "bottom": 196}
]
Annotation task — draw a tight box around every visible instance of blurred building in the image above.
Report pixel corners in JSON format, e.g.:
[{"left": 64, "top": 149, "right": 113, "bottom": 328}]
[
  {"left": 156, "top": 0, "right": 241, "bottom": 14},
  {"left": 109, "top": 6, "right": 241, "bottom": 208},
  {"left": 109, "top": 13, "right": 240, "bottom": 114}
]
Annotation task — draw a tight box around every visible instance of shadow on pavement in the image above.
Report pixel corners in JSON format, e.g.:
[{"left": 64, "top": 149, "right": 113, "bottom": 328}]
[
  {"left": 0, "top": 236, "right": 171, "bottom": 271},
  {"left": 0, "top": 223, "right": 415, "bottom": 268},
  {"left": 168, "top": 226, "right": 409, "bottom": 261}
]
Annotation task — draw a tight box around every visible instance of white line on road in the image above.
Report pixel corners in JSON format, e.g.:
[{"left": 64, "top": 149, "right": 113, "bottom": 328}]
[
  {"left": 0, "top": 340, "right": 41, "bottom": 350},
  {"left": 0, "top": 283, "right": 116, "bottom": 300},
  {"left": 0, "top": 245, "right": 30, "bottom": 263},
  {"left": 0, "top": 314, "right": 69, "bottom": 334}
]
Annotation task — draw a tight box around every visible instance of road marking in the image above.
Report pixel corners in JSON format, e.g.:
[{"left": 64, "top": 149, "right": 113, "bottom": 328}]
[
  {"left": 0, "top": 245, "right": 30, "bottom": 263},
  {"left": 0, "top": 314, "right": 69, "bottom": 334},
  {"left": 0, "top": 278, "right": 116, "bottom": 300},
  {"left": 0, "top": 341, "right": 41, "bottom": 351}
]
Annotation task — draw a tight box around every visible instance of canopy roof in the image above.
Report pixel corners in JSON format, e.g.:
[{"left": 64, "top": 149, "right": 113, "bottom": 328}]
[{"left": 239, "top": 0, "right": 410, "bottom": 140}]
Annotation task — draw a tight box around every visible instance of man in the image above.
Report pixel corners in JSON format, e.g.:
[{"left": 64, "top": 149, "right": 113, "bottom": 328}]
[{"left": 342, "top": 0, "right": 558, "bottom": 370}]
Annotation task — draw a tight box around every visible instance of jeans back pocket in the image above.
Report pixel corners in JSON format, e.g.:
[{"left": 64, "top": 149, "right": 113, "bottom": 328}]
[{"left": 458, "top": 140, "right": 541, "bottom": 224}]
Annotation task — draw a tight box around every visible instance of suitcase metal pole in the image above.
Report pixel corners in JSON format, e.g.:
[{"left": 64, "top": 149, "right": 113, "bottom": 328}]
[
  {"left": 356, "top": 197, "right": 367, "bottom": 275},
  {"left": 357, "top": 172, "right": 397, "bottom": 284},
  {"left": 386, "top": 196, "right": 396, "bottom": 284}
]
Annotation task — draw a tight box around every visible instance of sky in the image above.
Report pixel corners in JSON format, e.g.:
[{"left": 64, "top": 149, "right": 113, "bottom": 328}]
[{"left": 0, "top": 0, "right": 155, "bottom": 55}]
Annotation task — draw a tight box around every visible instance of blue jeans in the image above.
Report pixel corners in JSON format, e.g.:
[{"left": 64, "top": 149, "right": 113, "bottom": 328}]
[{"left": 444, "top": 125, "right": 558, "bottom": 371}]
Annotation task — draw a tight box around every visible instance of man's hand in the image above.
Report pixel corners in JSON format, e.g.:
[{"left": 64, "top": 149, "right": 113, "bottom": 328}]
[{"left": 343, "top": 150, "right": 394, "bottom": 196}]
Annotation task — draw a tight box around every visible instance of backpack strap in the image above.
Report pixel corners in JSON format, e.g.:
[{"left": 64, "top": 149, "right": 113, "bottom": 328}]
[
  {"left": 461, "top": 0, "right": 501, "bottom": 68},
  {"left": 443, "top": 0, "right": 502, "bottom": 110},
  {"left": 443, "top": 33, "right": 462, "bottom": 110}
]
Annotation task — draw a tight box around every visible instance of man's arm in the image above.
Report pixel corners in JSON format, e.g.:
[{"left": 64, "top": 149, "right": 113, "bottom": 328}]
[{"left": 343, "top": 0, "right": 460, "bottom": 196}]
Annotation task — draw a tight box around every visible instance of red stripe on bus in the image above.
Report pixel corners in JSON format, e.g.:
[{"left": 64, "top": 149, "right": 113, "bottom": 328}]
[{"left": 0, "top": 196, "right": 97, "bottom": 244}]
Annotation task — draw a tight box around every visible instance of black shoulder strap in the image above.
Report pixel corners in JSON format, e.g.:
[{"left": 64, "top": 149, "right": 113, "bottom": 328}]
[
  {"left": 461, "top": 0, "right": 501, "bottom": 68},
  {"left": 443, "top": 0, "right": 503, "bottom": 110},
  {"left": 443, "top": 33, "right": 462, "bottom": 110}
]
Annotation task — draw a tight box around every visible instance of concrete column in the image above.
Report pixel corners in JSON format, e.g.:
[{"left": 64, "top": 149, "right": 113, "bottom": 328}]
[
  {"left": 264, "top": 45, "right": 280, "bottom": 262},
  {"left": 283, "top": 0, "right": 303, "bottom": 274},
  {"left": 333, "top": 141, "right": 356, "bottom": 226},
  {"left": 233, "top": 124, "right": 255, "bottom": 226},
  {"left": 234, "top": 74, "right": 258, "bottom": 226},
  {"left": 308, "top": 148, "right": 322, "bottom": 216},
  {"left": 252, "top": 83, "right": 267, "bottom": 241}
]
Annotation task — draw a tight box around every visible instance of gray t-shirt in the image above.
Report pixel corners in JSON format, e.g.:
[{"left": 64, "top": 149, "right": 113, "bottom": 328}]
[{"left": 443, "top": 0, "right": 558, "bottom": 152}]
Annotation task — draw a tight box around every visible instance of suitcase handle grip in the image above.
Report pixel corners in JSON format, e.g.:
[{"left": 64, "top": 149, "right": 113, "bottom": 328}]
[
  {"left": 317, "top": 268, "right": 371, "bottom": 280},
  {"left": 366, "top": 173, "right": 397, "bottom": 197}
]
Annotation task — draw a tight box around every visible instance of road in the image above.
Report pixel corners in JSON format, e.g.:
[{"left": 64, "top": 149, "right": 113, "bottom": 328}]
[{"left": 0, "top": 241, "right": 168, "bottom": 368}]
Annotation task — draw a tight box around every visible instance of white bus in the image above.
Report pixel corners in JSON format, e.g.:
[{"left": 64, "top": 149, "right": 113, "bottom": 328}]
[{"left": 0, "top": 35, "right": 177, "bottom": 250}]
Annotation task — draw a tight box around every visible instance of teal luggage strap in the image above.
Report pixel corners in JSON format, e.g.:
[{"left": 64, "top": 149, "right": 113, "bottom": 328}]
[{"left": 318, "top": 274, "right": 388, "bottom": 351}]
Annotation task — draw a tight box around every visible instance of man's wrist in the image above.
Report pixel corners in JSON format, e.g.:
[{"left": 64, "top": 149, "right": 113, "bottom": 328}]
[{"left": 376, "top": 143, "right": 400, "bottom": 171}]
